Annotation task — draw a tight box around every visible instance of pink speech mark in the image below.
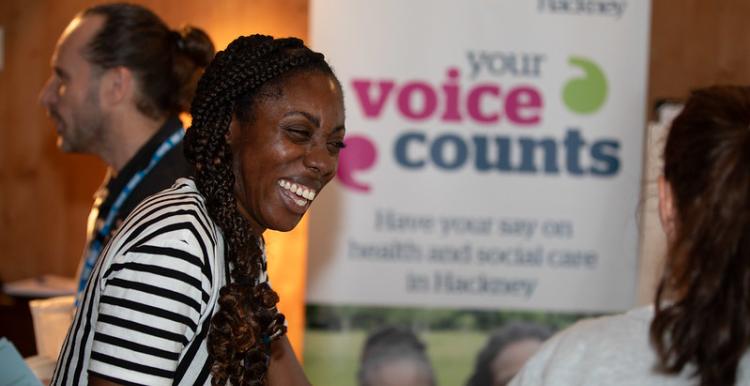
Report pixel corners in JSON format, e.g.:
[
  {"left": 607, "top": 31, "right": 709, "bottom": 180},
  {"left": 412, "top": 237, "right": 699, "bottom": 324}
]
[{"left": 337, "top": 135, "right": 377, "bottom": 193}]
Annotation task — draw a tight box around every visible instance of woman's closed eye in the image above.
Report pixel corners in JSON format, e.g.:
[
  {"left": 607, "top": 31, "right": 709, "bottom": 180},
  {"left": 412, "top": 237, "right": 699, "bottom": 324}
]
[
  {"left": 327, "top": 140, "right": 346, "bottom": 154},
  {"left": 285, "top": 127, "right": 312, "bottom": 141}
]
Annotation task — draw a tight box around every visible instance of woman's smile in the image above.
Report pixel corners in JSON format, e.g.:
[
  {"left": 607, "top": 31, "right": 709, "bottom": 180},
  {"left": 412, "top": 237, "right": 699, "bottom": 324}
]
[{"left": 277, "top": 178, "right": 317, "bottom": 213}]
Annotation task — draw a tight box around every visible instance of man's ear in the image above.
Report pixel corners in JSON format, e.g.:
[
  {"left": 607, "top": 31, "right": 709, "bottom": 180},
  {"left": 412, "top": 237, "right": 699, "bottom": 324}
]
[
  {"left": 99, "top": 66, "right": 133, "bottom": 109},
  {"left": 658, "top": 175, "right": 676, "bottom": 240}
]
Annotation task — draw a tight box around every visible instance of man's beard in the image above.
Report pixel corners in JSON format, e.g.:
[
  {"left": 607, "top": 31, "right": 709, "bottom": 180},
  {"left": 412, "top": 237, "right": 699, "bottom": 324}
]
[{"left": 58, "top": 86, "right": 106, "bottom": 154}]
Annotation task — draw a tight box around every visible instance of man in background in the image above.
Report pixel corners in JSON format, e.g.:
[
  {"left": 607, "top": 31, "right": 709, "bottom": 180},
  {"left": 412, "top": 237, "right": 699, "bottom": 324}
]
[{"left": 38, "top": 3, "right": 214, "bottom": 300}]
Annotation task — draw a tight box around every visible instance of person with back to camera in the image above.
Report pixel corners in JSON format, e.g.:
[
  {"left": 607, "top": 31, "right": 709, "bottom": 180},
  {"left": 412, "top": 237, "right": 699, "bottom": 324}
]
[
  {"left": 358, "top": 326, "right": 436, "bottom": 386},
  {"left": 509, "top": 85, "right": 750, "bottom": 386},
  {"left": 51, "top": 34, "right": 345, "bottom": 386},
  {"left": 465, "top": 321, "right": 552, "bottom": 386},
  {"left": 38, "top": 3, "right": 214, "bottom": 302}
]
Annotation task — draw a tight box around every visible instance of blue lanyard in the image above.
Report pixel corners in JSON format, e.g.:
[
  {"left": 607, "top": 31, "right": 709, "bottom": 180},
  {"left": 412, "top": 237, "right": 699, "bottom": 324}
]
[{"left": 76, "top": 128, "right": 185, "bottom": 304}]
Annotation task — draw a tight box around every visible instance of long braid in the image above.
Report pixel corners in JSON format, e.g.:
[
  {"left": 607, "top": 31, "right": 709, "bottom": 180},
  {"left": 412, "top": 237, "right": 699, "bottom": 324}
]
[{"left": 184, "top": 35, "right": 333, "bottom": 385}]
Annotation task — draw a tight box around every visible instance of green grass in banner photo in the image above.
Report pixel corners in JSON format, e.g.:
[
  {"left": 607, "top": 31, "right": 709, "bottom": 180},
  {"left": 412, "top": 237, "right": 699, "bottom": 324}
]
[
  {"left": 305, "top": 329, "right": 485, "bottom": 386},
  {"left": 303, "top": 305, "right": 597, "bottom": 386}
]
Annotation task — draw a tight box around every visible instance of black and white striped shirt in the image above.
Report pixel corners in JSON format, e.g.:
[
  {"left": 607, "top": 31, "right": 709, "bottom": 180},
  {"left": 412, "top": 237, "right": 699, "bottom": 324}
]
[{"left": 52, "top": 178, "right": 266, "bottom": 385}]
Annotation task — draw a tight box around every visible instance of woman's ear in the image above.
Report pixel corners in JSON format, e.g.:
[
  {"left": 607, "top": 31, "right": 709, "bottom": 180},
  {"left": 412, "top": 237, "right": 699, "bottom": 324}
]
[
  {"left": 658, "top": 175, "right": 676, "bottom": 240},
  {"left": 227, "top": 117, "right": 241, "bottom": 147},
  {"left": 227, "top": 117, "right": 243, "bottom": 180}
]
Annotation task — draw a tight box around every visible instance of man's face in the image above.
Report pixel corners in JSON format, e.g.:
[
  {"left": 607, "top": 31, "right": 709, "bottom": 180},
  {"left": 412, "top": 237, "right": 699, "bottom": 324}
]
[
  {"left": 230, "top": 70, "right": 346, "bottom": 234},
  {"left": 39, "top": 16, "right": 106, "bottom": 154}
]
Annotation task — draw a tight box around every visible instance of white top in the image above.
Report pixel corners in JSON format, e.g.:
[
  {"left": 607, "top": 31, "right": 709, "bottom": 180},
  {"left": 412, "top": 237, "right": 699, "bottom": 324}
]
[
  {"left": 52, "top": 178, "right": 267, "bottom": 386},
  {"left": 509, "top": 306, "right": 750, "bottom": 386}
]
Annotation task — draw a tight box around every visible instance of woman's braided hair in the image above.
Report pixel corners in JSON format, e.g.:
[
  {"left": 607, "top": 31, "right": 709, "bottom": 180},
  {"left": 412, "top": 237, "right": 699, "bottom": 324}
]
[{"left": 184, "top": 34, "right": 336, "bottom": 385}]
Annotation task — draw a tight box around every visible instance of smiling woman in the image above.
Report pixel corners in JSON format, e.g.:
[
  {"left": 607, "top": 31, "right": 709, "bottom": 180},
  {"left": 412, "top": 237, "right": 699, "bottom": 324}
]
[
  {"left": 51, "top": 35, "right": 344, "bottom": 386},
  {"left": 188, "top": 35, "right": 345, "bottom": 385}
]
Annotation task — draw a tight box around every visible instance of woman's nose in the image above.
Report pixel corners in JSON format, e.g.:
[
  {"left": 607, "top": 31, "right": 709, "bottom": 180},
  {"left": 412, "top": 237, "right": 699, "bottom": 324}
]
[{"left": 303, "top": 144, "right": 337, "bottom": 178}]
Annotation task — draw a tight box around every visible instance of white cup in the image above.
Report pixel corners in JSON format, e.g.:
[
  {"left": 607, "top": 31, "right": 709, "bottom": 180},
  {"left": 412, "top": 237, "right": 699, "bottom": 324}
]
[{"left": 28, "top": 295, "right": 75, "bottom": 360}]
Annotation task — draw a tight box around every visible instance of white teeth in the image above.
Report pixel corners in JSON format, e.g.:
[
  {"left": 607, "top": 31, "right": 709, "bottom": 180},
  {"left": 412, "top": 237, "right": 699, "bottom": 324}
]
[{"left": 279, "top": 180, "right": 317, "bottom": 203}]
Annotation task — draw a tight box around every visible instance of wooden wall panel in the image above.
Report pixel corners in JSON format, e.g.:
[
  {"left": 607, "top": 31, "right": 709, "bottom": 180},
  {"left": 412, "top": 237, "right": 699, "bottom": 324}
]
[
  {"left": 648, "top": 0, "right": 750, "bottom": 111},
  {"left": 0, "top": 0, "right": 102, "bottom": 283}
]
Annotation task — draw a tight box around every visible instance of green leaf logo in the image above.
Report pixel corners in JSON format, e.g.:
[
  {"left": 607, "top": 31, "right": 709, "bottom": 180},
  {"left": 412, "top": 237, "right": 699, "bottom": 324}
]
[{"left": 563, "top": 56, "right": 607, "bottom": 114}]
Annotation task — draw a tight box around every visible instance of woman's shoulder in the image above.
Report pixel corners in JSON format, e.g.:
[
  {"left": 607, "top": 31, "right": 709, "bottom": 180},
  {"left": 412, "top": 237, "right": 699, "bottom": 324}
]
[
  {"left": 111, "top": 178, "right": 222, "bottom": 258},
  {"left": 563, "top": 305, "right": 653, "bottom": 341},
  {"left": 539, "top": 306, "right": 654, "bottom": 361},
  {"left": 126, "top": 178, "right": 212, "bottom": 226},
  {"left": 143, "top": 177, "right": 208, "bottom": 209},
  {"left": 509, "top": 306, "right": 659, "bottom": 386}
]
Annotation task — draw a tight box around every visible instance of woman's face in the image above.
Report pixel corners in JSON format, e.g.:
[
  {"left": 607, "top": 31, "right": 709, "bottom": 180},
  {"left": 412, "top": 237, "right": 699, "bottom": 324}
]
[{"left": 230, "top": 70, "right": 345, "bottom": 234}]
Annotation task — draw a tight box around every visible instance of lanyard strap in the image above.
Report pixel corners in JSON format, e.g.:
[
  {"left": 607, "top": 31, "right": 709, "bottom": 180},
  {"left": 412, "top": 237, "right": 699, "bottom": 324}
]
[{"left": 76, "top": 128, "right": 185, "bottom": 302}]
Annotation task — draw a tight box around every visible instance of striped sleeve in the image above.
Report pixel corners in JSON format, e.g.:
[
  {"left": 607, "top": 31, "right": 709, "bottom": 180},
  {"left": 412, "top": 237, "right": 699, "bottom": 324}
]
[{"left": 88, "top": 222, "right": 214, "bottom": 385}]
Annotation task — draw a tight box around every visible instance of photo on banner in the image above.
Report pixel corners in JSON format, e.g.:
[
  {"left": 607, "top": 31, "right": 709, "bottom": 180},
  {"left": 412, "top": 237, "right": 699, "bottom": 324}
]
[
  {"left": 304, "top": 1, "right": 651, "bottom": 385},
  {"left": 303, "top": 304, "right": 595, "bottom": 386}
]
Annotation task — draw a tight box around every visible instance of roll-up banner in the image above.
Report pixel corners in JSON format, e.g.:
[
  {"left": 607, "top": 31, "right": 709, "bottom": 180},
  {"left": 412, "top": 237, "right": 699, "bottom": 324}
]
[{"left": 305, "top": 0, "right": 650, "bottom": 383}]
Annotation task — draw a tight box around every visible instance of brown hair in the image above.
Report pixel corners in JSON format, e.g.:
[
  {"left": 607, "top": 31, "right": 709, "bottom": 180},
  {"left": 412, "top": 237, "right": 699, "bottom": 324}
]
[
  {"left": 184, "top": 34, "right": 338, "bottom": 385},
  {"left": 650, "top": 85, "right": 750, "bottom": 386},
  {"left": 82, "top": 3, "right": 214, "bottom": 119}
]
